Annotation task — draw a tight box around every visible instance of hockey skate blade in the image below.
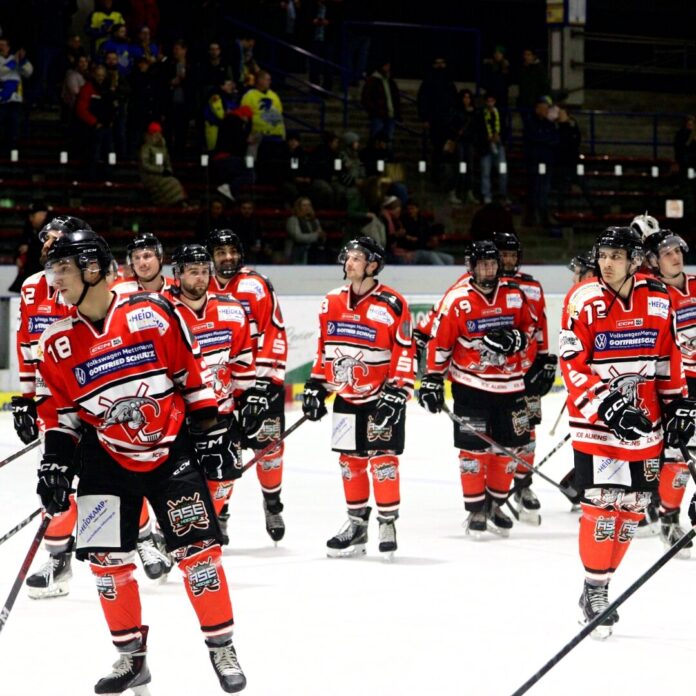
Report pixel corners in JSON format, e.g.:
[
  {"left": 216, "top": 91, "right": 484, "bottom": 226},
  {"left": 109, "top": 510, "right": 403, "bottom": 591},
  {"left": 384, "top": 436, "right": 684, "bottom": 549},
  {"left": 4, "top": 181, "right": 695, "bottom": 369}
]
[
  {"left": 486, "top": 522, "right": 510, "bottom": 538},
  {"left": 635, "top": 522, "right": 659, "bottom": 538},
  {"left": 578, "top": 613, "right": 613, "bottom": 640},
  {"left": 27, "top": 581, "right": 70, "bottom": 600},
  {"left": 326, "top": 543, "right": 366, "bottom": 558},
  {"left": 380, "top": 550, "right": 395, "bottom": 562},
  {"left": 517, "top": 508, "right": 542, "bottom": 526},
  {"left": 663, "top": 542, "right": 691, "bottom": 560},
  {"left": 99, "top": 685, "right": 151, "bottom": 696}
]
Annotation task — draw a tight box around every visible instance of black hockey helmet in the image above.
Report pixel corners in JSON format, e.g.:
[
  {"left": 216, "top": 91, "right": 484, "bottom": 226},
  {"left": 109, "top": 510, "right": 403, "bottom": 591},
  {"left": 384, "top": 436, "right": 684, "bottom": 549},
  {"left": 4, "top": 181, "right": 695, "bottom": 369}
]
[
  {"left": 126, "top": 232, "right": 163, "bottom": 266},
  {"left": 643, "top": 229, "right": 688, "bottom": 274},
  {"left": 592, "top": 226, "right": 644, "bottom": 267},
  {"left": 492, "top": 231, "right": 522, "bottom": 273},
  {"left": 467, "top": 240, "right": 500, "bottom": 288},
  {"left": 171, "top": 243, "right": 213, "bottom": 275},
  {"left": 39, "top": 215, "right": 93, "bottom": 244},
  {"left": 338, "top": 236, "right": 386, "bottom": 276},
  {"left": 568, "top": 251, "right": 596, "bottom": 276},
  {"left": 207, "top": 228, "right": 244, "bottom": 277},
  {"left": 46, "top": 228, "right": 113, "bottom": 276}
]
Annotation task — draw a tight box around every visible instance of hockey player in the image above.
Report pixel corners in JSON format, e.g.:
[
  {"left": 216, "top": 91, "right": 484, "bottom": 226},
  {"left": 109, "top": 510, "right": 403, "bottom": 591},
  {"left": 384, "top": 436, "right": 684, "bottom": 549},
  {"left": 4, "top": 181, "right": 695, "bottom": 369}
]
[
  {"left": 13, "top": 216, "right": 87, "bottom": 598},
  {"left": 164, "top": 244, "right": 256, "bottom": 543},
  {"left": 559, "top": 226, "right": 692, "bottom": 638},
  {"left": 207, "top": 229, "right": 288, "bottom": 543},
  {"left": 301, "top": 237, "right": 415, "bottom": 558},
  {"left": 418, "top": 240, "right": 537, "bottom": 537},
  {"left": 37, "top": 229, "right": 246, "bottom": 693},
  {"left": 493, "top": 231, "right": 557, "bottom": 524},
  {"left": 112, "top": 232, "right": 174, "bottom": 294},
  {"left": 630, "top": 211, "right": 660, "bottom": 240},
  {"left": 568, "top": 251, "right": 596, "bottom": 284},
  {"left": 644, "top": 228, "right": 696, "bottom": 556}
]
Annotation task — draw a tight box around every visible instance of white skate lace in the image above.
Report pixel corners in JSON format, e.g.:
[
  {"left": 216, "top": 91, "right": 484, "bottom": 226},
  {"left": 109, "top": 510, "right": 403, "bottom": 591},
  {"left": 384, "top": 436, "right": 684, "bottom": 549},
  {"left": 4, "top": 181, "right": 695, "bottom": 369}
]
[
  {"left": 264, "top": 506, "right": 284, "bottom": 530},
  {"left": 586, "top": 585, "right": 608, "bottom": 614},
  {"left": 211, "top": 645, "right": 242, "bottom": 675},
  {"left": 108, "top": 653, "right": 135, "bottom": 678},
  {"left": 334, "top": 519, "right": 359, "bottom": 543},
  {"left": 521, "top": 489, "right": 538, "bottom": 503},
  {"left": 36, "top": 556, "right": 60, "bottom": 582},
  {"left": 137, "top": 538, "right": 169, "bottom": 568},
  {"left": 379, "top": 520, "right": 395, "bottom": 543}
]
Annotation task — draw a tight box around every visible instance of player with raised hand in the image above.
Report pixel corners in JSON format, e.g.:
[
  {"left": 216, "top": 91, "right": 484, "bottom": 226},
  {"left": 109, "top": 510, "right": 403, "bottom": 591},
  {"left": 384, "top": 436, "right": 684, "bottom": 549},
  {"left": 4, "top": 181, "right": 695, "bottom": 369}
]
[
  {"left": 164, "top": 244, "right": 256, "bottom": 543},
  {"left": 418, "top": 240, "right": 537, "bottom": 537},
  {"left": 302, "top": 237, "right": 415, "bottom": 559},
  {"left": 559, "top": 226, "right": 689, "bottom": 638},
  {"left": 37, "top": 228, "right": 246, "bottom": 693},
  {"left": 207, "top": 229, "right": 288, "bottom": 543}
]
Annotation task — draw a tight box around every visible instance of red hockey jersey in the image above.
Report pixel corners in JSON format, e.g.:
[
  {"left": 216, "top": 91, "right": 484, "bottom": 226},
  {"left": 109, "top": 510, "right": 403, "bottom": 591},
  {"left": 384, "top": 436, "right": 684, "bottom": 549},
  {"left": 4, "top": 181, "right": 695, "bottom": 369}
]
[
  {"left": 37, "top": 292, "right": 218, "bottom": 472},
  {"left": 163, "top": 290, "right": 256, "bottom": 415},
  {"left": 210, "top": 269, "right": 287, "bottom": 384},
  {"left": 513, "top": 271, "right": 549, "bottom": 354},
  {"left": 560, "top": 273, "right": 685, "bottom": 460},
  {"left": 111, "top": 275, "right": 175, "bottom": 296},
  {"left": 416, "top": 272, "right": 470, "bottom": 339},
  {"left": 665, "top": 274, "right": 696, "bottom": 380},
  {"left": 16, "top": 271, "right": 73, "bottom": 398},
  {"left": 426, "top": 277, "right": 538, "bottom": 393},
  {"left": 310, "top": 282, "right": 415, "bottom": 405}
]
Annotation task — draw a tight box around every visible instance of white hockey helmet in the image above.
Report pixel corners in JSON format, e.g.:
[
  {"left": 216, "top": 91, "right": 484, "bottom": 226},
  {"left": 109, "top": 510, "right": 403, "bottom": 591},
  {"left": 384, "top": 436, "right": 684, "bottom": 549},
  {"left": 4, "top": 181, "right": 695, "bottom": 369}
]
[{"left": 630, "top": 212, "right": 660, "bottom": 241}]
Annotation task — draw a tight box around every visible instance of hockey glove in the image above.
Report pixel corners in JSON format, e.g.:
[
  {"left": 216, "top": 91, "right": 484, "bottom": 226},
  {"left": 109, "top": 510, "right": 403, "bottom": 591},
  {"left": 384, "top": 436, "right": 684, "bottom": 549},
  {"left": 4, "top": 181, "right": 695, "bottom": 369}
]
[
  {"left": 413, "top": 328, "right": 430, "bottom": 363},
  {"left": 689, "top": 493, "right": 696, "bottom": 527},
  {"left": 191, "top": 421, "right": 242, "bottom": 480},
  {"left": 373, "top": 384, "right": 408, "bottom": 429},
  {"left": 598, "top": 390, "right": 652, "bottom": 442},
  {"left": 418, "top": 373, "right": 445, "bottom": 414},
  {"left": 11, "top": 395, "right": 39, "bottom": 444},
  {"left": 663, "top": 397, "right": 696, "bottom": 448},
  {"left": 302, "top": 379, "right": 328, "bottom": 421},
  {"left": 37, "top": 454, "right": 74, "bottom": 513},
  {"left": 239, "top": 379, "right": 273, "bottom": 437},
  {"left": 482, "top": 328, "right": 527, "bottom": 356},
  {"left": 524, "top": 354, "right": 558, "bottom": 396}
]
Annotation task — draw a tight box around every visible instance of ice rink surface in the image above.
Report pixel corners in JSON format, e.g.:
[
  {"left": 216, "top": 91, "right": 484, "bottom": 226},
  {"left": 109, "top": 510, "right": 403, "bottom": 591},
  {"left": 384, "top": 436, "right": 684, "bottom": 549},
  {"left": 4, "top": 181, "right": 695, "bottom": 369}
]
[{"left": 1, "top": 391, "right": 695, "bottom": 696}]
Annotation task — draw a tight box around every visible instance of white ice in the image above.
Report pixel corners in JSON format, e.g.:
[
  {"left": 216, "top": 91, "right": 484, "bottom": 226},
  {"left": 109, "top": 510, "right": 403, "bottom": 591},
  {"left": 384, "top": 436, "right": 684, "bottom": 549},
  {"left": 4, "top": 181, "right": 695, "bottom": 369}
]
[{"left": 1, "top": 392, "right": 695, "bottom": 696}]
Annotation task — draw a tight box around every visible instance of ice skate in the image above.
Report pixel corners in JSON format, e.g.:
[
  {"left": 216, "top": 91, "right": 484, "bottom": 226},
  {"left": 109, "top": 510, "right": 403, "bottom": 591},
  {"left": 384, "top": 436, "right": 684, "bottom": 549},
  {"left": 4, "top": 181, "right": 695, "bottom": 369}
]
[
  {"left": 659, "top": 510, "right": 692, "bottom": 559},
  {"left": 219, "top": 503, "right": 230, "bottom": 546},
  {"left": 263, "top": 497, "right": 285, "bottom": 545},
  {"left": 511, "top": 486, "right": 542, "bottom": 526},
  {"left": 487, "top": 500, "right": 513, "bottom": 537},
  {"left": 377, "top": 516, "right": 397, "bottom": 560},
  {"left": 206, "top": 638, "right": 247, "bottom": 693},
  {"left": 464, "top": 510, "right": 487, "bottom": 540},
  {"left": 578, "top": 582, "right": 614, "bottom": 640},
  {"left": 95, "top": 626, "right": 151, "bottom": 695},
  {"left": 26, "top": 547, "right": 73, "bottom": 599},
  {"left": 326, "top": 507, "right": 370, "bottom": 558},
  {"left": 137, "top": 532, "right": 172, "bottom": 581},
  {"left": 635, "top": 494, "right": 660, "bottom": 537}
]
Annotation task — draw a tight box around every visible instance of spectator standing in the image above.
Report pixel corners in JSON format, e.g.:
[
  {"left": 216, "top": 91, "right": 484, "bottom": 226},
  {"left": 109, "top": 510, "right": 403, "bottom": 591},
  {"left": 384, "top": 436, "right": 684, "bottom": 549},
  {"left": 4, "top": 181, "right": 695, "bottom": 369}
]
[
  {"left": 279, "top": 130, "right": 312, "bottom": 204},
  {"left": 482, "top": 44, "right": 510, "bottom": 116},
  {"left": 403, "top": 199, "right": 454, "bottom": 265},
  {"left": 101, "top": 24, "right": 132, "bottom": 76},
  {"left": 231, "top": 197, "right": 269, "bottom": 263},
  {"left": 556, "top": 106, "right": 591, "bottom": 212},
  {"left": 0, "top": 37, "right": 33, "bottom": 156},
  {"left": 129, "top": 25, "right": 159, "bottom": 66},
  {"left": 61, "top": 54, "right": 88, "bottom": 115},
  {"left": 447, "top": 88, "right": 478, "bottom": 205},
  {"left": 308, "top": 130, "right": 342, "bottom": 208},
  {"left": 241, "top": 70, "right": 286, "bottom": 146},
  {"left": 65, "top": 34, "right": 88, "bottom": 69},
  {"left": 86, "top": 0, "right": 126, "bottom": 55},
  {"left": 104, "top": 49, "right": 132, "bottom": 159},
  {"left": 307, "top": 0, "right": 335, "bottom": 91},
  {"left": 478, "top": 94, "right": 508, "bottom": 204},
  {"left": 162, "top": 39, "right": 193, "bottom": 158},
  {"left": 286, "top": 196, "right": 327, "bottom": 263},
  {"left": 674, "top": 114, "right": 696, "bottom": 179},
  {"left": 339, "top": 131, "right": 367, "bottom": 212},
  {"left": 204, "top": 78, "right": 240, "bottom": 152},
  {"left": 127, "top": 56, "right": 159, "bottom": 158},
  {"left": 230, "top": 35, "right": 259, "bottom": 89},
  {"left": 361, "top": 60, "right": 401, "bottom": 152},
  {"left": 126, "top": 0, "right": 161, "bottom": 39},
  {"left": 198, "top": 42, "right": 233, "bottom": 110},
  {"left": 196, "top": 196, "right": 232, "bottom": 244},
  {"left": 139, "top": 121, "right": 187, "bottom": 206},
  {"left": 9, "top": 201, "right": 49, "bottom": 292},
  {"left": 517, "top": 48, "right": 550, "bottom": 120}
]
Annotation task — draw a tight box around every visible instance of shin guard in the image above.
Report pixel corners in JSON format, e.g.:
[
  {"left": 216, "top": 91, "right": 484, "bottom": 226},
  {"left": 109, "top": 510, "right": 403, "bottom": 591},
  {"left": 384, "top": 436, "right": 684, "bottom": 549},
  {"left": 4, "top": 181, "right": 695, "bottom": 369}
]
[
  {"left": 369, "top": 453, "right": 400, "bottom": 517},
  {"left": 339, "top": 454, "right": 370, "bottom": 511}
]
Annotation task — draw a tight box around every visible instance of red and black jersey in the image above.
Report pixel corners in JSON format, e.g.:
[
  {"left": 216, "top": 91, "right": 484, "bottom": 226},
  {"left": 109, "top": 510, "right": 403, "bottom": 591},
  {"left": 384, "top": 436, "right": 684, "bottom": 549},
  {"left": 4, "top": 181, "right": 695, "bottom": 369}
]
[
  {"left": 665, "top": 274, "right": 696, "bottom": 379},
  {"left": 37, "top": 291, "right": 218, "bottom": 472},
  {"left": 210, "top": 269, "right": 287, "bottom": 384},
  {"left": 426, "top": 277, "right": 538, "bottom": 394},
  {"left": 310, "top": 282, "right": 415, "bottom": 405},
  {"left": 416, "top": 272, "right": 470, "bottom": 339},
  {"left": 111, "top": 275, "right": 175, "bottom": 296},
  {"left": 512, "top": 271, "right": 549, "bottom": 354},
  {"left": 16, "top": 271, "right": 73, "bottom": 398},
  {"left": 560, "top": 273, "right": 686, "bottom": 460},
  {"left": 163, "top": 289, "right": 256, "bottom": 415}
]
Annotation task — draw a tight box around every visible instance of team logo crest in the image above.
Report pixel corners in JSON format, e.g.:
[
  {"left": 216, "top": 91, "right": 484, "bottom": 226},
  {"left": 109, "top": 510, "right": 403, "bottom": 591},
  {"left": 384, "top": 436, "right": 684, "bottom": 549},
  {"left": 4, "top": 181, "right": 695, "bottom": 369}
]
[
  {"left": 253, "top": 416, "right": 282, "bottom": 443},
  {"left": 209, "top": 363, "right": 233, "bottom": 399},
  {"left": 594, "top": 516, "right": 615, "bottom": 542},
  {"left": 186, "top": 556, "right": 221, "bottom": 597},
  {"left": 367, "top": 416, "right": 393, "bottom": 443},
  {"left": 618, "top": 520, "right": 639, "bottom": 543},
  {"left": 98, "top": 383, "right": 163, "bottom": 444},
  {"left": 167, "top": 493, "right": 210, "bottom": 537},
  {"left": 373, "top": 462, "right": 397, "bottom": 482},
  {"left": 607, "top": 367, "right": 648, "bottom": 412},
  {"left": 95, "top": 573, "right": 117, "bottom": 601},
  {"left": 643, "top": 458, "right": 660, "bottom": 482},
  {"left": 331, "top": 349, "right": 371, "bottom": 393}
]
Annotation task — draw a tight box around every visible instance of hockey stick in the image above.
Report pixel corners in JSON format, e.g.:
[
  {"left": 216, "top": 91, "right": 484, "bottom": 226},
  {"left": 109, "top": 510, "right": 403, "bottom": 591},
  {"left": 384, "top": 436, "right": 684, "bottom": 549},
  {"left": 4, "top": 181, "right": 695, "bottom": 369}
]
[
  {"left": 241, "top": 414, "right": 309, "bottom": 474},
  {"left": 549, "top": 402, "right": 567, "bottom": 437},
  {"left": 0, "top": 508, "right": 42, "bottom": 547},
  {"left": 510, "top": 525, "right": 695, "bottom": 695},
  {"left": 442, "top": 404, "right": 579, "bottom": 500},
  {"left": 0, "top": 504, "right": 56, "bottom": 636},
  {"left": 0, "top": 440, "right": 40, "bottom": 471}
]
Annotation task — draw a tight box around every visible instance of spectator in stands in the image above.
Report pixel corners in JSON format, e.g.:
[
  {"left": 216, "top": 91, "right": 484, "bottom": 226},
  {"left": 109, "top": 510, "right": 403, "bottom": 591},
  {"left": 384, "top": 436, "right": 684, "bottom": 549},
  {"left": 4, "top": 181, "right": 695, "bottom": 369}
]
[
  {"left": 342, "top": 0, "right": 374, "bottom": 86},
  {"left": 86, "top": 0, "right": 126, "bottom": 55},
  {"left": 307, "top": 0, "right": 336, "bottom": 91},
  {"left": 523, "top": 96, "right": 559, "bottom": 226},
  {"left": 403, "top": 199, "right": 454, "bottom": 265},
  {"left": 210, "top": 104, "right": 255, "bottom": 200},
  {"left": 339, "top": 131, "right": 367, "bottom": 212},
  {"left": 104, "top": 49, "right": 132, "bottom": 159},
  {"left": 204, "top": 77, "right": 240, "bottom": 152},
  {"left": 138, "top": 121, "right": 187, "bottom": 206},
  {"left": 130, "top": 25, "right": 159, "bottom": 66},
  {"left": 61, "top": 54, "right": 89, "bottom": 117},
  {"left": 470, "top": 194, "right": 515, "bottom": 241},
  {"left": 230, "top": 35, "right": 259, "bottom": 89},
  {"left": 101, "top": 24, "right": 132, "bottom": 76},
  {"left": 555, "top": 106, "right": 591, "bottom": 212},
  {"left": 674, "top": 114, "right": 696, "bottom": 179},
  {"left": 242, "top": 69, "right": 286, "bottom": 149},
  {"left": 231, "top": 197, "right": 269, "bottom": 263},
  {"left": 279, "top": 130, "right": 312, "bottom": 204},
  {"left": 196, "top": 196, "right": 232, "bottom": 244},
  {"left": 0, "top": 37, "right": 33, "bottom": 156},
  {"left": 482, "top": 44, "right": 510, "bottom": 118},
  {"left": 286, "top": 196, "right": 327, "bottom": 264},
  {"left": 417, "top": 55, "right": 459, "bottom": 190},
  {"left": 126, "top": 0, "right": 160, "bottom": 40},
  {"left": 478, "top": 93, "right": 508, "bottom": 204},
  {"left": 128, "top": 55, "right": 159, "bottom": 158},
  {"left": 445, "top": 88, "right": 478, "bottom": 205},
  {"left": 162, "top": 39, "right": 193, "bottom": 159},
  {"left": 65, "top": 34, "right": 88, "bottom": 69},
  {"left": 361, "top": 60, "right": 401, "bottom": 153},
  {"left": 517, "top": 48, "right": 550, "bottom": 119},
  {"left": 75, "top": 63, "right": 116, "bottom": 179},
  {"left": 9, "top": 200, "right": 50, "bottom": 292},
  {"left": 198, "top": 42, "right": 233, "bottom": 105},
  {"left": 308, "top": 130, "right": 342, "bottom": 208}
]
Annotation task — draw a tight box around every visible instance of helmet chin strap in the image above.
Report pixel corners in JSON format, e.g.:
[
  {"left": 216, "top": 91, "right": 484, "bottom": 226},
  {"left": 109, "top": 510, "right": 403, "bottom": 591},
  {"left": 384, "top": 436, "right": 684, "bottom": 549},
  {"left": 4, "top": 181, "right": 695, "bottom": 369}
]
[{"left": 75, "top": 269, "right": 104, "bottom": 307}]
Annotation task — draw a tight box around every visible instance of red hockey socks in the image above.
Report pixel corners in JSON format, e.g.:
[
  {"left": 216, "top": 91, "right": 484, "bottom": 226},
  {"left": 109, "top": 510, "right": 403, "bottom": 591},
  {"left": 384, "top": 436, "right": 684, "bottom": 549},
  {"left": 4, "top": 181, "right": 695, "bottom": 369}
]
[
  {"left": 369, "top": 454, "right": 400, "bottom": 516},
  {"left": 207, "top": 480, "right": 235, "bottom": 516},
  {"left": 487, "top": 454, "right": 516, "bottom": 503},
  {"left": 658, "top": 461, "right": 689, "bottom": 513},
  {"left": 610, "top": 510, "right": 643, "bottom": 573},
  {"left": 579, "top": 503, "right": 618, "bottom": 583},
  {"left": 256, "top": 443, "right": 284, "bottom": 496},
  {"left": 458, "top": 449, "right": 487, "bottom": 511},
  {"left": 339, "top": 454, "right": 370, "bottom": 510}
]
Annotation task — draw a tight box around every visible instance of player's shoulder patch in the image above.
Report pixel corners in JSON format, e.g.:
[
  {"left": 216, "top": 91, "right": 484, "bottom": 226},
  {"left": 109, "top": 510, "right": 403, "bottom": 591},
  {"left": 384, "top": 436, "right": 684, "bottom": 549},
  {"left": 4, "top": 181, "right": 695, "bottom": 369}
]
[
  {"left": 37, "top": 315, "right": 75, "bottom": 356},
  {"left": 237, "top": 271, "right": 268, "bottom": 299},
  {"left": 374, "top": 288, "right": 404, "bottom": 316},
  {"left": 516, "top": 272, "right": 536, "bottom": 282},
  {"left": 565, "top": 279, "right": 603, "bottom": 319}
]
